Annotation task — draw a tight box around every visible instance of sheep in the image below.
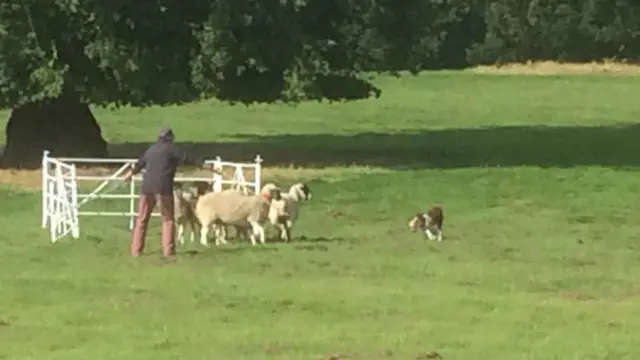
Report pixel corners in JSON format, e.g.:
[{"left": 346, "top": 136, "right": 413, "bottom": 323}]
[
  {"left": 268, "top": 182, "right": 312, "bottom": 242},
  {"left": 195, "top": 186, "right": 285, "bottom": 246},
  {"left": 219, "top": 183, "right": 279, "bottom": 240},
  {"left": 218, "top": 183, "right": 281, "bottom": 242},
  {"left": 214, "top": 183, "right": 288, "bottom": 243},
  {"left": 174, "top": 181, "right": 211, "bottom": 245},
  {"left": 218, "top": 187, "right": 288, "bottom": 245}
]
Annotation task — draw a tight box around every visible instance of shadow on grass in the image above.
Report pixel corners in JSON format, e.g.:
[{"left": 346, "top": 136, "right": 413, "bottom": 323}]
[
  {"left": 4, "top": 124, "right": 635, "bottom": 170},
  {"left": 103, "top": 124, "right": 639, "bottom": 170},
  {"left": 178, "top": 237, "right": 347, "bottom": 257}
]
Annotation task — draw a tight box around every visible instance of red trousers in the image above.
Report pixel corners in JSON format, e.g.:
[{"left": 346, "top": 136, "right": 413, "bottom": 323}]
[{"left": 130, "top": 194, "right": 175, "bottom": 257}]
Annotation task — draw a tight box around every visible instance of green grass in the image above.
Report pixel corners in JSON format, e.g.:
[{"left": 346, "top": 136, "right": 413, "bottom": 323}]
[{"left": 2, "top": 71, "right": 640, "bottom": 359}]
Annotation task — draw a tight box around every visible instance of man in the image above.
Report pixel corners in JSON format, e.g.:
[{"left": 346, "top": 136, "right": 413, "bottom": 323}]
[{"left": 122, "top": 127, "right": 207, "bottom": 257}]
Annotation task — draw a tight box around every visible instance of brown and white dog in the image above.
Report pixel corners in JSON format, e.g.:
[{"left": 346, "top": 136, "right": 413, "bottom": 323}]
[{"left": 408, "top": 206, "right": 444, "bottom": 241}]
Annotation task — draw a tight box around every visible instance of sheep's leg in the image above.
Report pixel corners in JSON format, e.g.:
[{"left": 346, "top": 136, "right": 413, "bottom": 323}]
[
  {"left": 212, "top": 224, "right": 223, "bottom": 246},
  {"left": 256, "top": 222, "right": 266, "bottom": 244},
  {"left": 213, "top": 225, "right": 221, "bottom": 246},
  {"left": 199, "top": 222, "right": 210, "bottom": 246},
  {"left": 211, "top": 225, "right": 219, "bottom": 246},
  {"left": 277, "top": 224, "right": 285, "bottom": 240},
  {"left": 177, "top": 222, "right": 185, "bottom": 245},
  {"left": 218, "top": 226, "right": 228, "bottom": 245},
  {"left": 188, "top": 219, "right": 198, "bottom": 243},
  {"left": 236, "top": 226, "right": 249, "bottom": 241},
  {"left": 284, "top": 225, "right": 291, "bottom": 242},
  {"left": 213, "top": 224, "right": 228, "bottom": 246},
  {"left": 218, "top": 225, "right": 229, "bottom": 245},
  {"left": 278, "top": 223, "right": 291, "bottom": 242},
  {"left": 231, "top": 225, "right": 248, "bottom": 242},
  {"left": 284, "top": 220, "right": 293, "bottom": 242},
  {"left": 248, "top": 221, "right": 264, "bottom": 245}
]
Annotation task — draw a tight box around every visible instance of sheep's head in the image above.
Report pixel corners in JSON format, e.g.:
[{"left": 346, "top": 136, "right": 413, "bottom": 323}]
[
  {"left": 182, "top": 181, "right": 211, "bottom": 202},
  {"left": 261, "top": 183, "right": 279, "bottom": 197},
  {"left": 291, "top": 183, "right": 312, "bottom": 200},
  {"left": 408, "top": 212, "right": 427, "bottom": 232},
  {"left": 193, "top": 181, "right": 211, "bottom": 196},
  {"left": 212, "top": 161, "right": 223, "bottom": 173},
  {"left": 269, "top": 188, "right": 283, "bottom": 201}
]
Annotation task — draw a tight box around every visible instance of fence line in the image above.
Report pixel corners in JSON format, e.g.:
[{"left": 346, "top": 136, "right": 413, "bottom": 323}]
[{"left": 41, "top": 151, "right": 263, "bottom": 240}]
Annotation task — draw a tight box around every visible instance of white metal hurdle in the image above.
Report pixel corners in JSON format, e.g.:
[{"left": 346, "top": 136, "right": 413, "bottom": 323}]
[{"left": 41, "top": 150, "right": 263, "bottom": 243}]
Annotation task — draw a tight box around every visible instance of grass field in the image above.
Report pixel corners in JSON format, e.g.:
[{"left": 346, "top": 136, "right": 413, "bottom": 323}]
[{"left": 2, "top": 69, "right": 640, "bottom": 360}]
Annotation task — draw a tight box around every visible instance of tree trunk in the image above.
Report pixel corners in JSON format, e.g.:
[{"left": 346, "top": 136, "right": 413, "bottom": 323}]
[{"left": 0, "top": 96, "right": 107, "bottom": 169}]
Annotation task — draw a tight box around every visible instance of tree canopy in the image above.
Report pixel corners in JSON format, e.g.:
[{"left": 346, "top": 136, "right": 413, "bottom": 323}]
[
  {"left": 1, "top": 0, "right": 638, "bottom": 167},
  {"left": 2, "top": 0, "right": 639, "bottom": 109},
  {"left": 0, "top": 0, "right": 387, "bottom": 107}
]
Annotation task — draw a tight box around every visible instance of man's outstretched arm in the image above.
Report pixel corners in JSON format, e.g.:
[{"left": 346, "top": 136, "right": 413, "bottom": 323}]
[
  {"left": 122, "top": 153, "right": 147, "bottom": 181},
  {"left": 172, "top": 147, "right": 220, "bottom": 173}
]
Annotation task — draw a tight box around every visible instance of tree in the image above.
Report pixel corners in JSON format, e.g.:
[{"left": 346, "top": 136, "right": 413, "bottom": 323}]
[
  {"left": 367, "top": 0, "right": 484, "bottom": 72},
  {"left": 467, "top": 0, "right": 640, "bottom": 65},
  {"left": 0, "top": 0, "right": 386, "bottom": 168},
  {"left": 0, "top": 0, "right": 208, "bottom": 167}
]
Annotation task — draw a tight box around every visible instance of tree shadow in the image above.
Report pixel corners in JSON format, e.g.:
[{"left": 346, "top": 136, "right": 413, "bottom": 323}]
[
  {"left": 179, "top": 245, "right": 280, "bottom": 259},
  {"left": 104, "top": 123, "right": 640, "bottom": 170},
  {"left": 177, "top": 237, "right": 352, "bottom": 257},
  {"left": 212, "top": 73, "right": 381, "bottom": 104}
]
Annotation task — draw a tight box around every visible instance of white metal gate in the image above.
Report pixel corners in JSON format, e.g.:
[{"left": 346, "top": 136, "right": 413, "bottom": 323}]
[
  {"left": 41, "top": 155, "right": 80, "bottom": 242},
  {"left": 210, "top": 155, "right": 262, "bottom": 194},
  {"left": 40, "top": 150, "right": 263, "bottom": 242}
]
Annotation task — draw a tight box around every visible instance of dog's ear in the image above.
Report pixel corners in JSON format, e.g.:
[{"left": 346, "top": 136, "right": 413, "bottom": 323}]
[{"left": 415, "top": 212, "right": 423, "bottom": 218}]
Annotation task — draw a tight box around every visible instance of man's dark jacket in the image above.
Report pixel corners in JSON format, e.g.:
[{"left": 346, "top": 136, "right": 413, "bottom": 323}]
[{"left": 133, "top": 139, "right": 200, "bottom": 195}]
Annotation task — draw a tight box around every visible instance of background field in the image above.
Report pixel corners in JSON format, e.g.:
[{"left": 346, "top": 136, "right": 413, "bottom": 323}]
[{"left": 1, "top": 70, "right": 640, "bottom": 359}]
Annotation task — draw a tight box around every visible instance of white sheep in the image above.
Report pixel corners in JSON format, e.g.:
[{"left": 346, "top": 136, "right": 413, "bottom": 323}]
[
  {"left": 268, "top": 182, "right": 312, "bottom": 242},
  {"left": 225, "top": 187, "right": 289, "bottom": 244},
  {"left": 195, "top": 186, "right": 284, "bottom": 246},
  {"left": 218, "top": 184, "right": 277, "bottom": 242},
  {"left": 216, "top": 183, "right": 288, "bottom": 243}
]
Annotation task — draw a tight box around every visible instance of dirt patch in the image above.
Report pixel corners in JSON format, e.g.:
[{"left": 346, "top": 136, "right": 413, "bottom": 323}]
[
  {"left": 559, "top": 291, "right": 596, "bottom": 302},
  {"left": 324, "top": 354, "right": 348, "bottom": 360},
  {"left": 469, "top": 60, "right": 640, "bottom": 76},
  {"left": 262, "top": 343, "right": 285, "bottom": 356},
  {"left": 0, "top": 164, "right": 387, "bottom": 191},
  {"left": 0, "top": 169, "right": 42, "bottom": 189},
  {"left": 612, "top": 286, "right": 640, "bottom": 301},
  {"left": 416, "top": 351, "right": 443, "bottom": 359}
]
